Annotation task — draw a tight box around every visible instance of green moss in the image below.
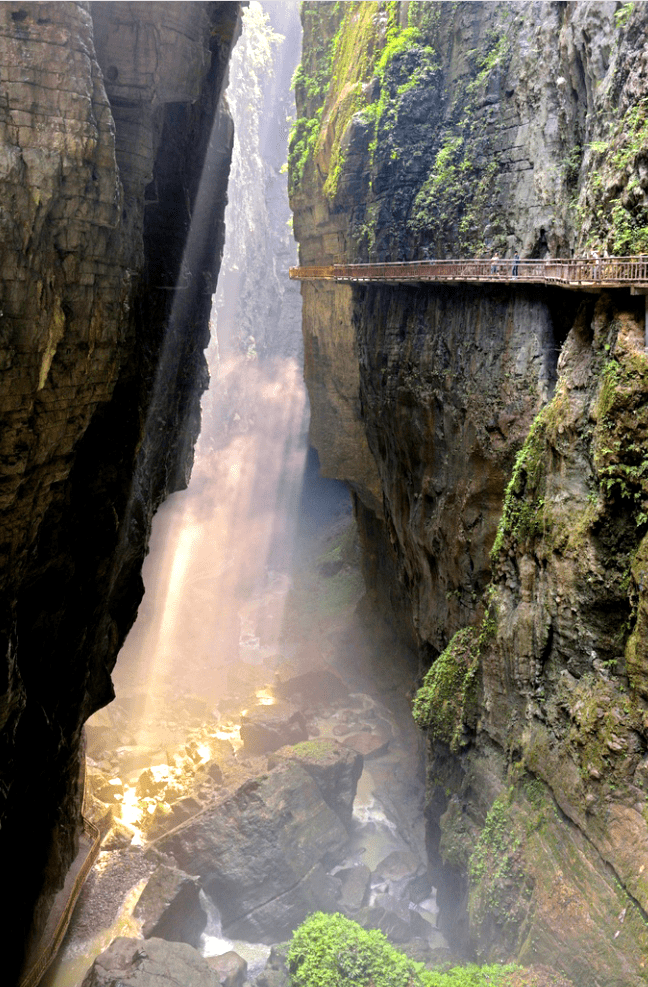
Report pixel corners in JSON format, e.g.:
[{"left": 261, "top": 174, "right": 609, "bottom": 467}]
[
  {"left": 320, "top": 1, "right": 384, "bottom": 199},
  {"left": 592, "top": 346, "right": 648, "bottom": 527},
  {"left": 376, "top": 25, "right": 422, "bottom": 77},
  {"left": 405, "top": 22, "right": 512, "bottom": 255},
  {"left": 469, "top": 791, "right": 519, "bottom": 887},
  {"left": 288, "top": 912, "right": 523, "bottom": 987},
  {"left": 490, "top": 411, "right": 548, "bottom": 563},
  {"left": 289, "top": 738, "right": 340, "bottom": 761},
  {"left": 567, "top": 674, "right": 642, "bottom": 787},
  {"left": 290, "top": 1, "right": 440, "bottom": 207},
  {"left": 411, "top": 135, "right": 465, "bottom": 227},
  {"left": 412, "top": 626, "right": 480, "bottom": 749},
  {"left": 289, "top": 110, "right": 323, "bottom": 194},
  {"left": 288, "top": 3, "right": 342, "bottom": 196}
]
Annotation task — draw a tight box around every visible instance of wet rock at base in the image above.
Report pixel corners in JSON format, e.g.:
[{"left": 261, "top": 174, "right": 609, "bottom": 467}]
[
  {"left": 342, "top": 730, "right": 390, "bottom": 759},
  {"left": 88, "top": 768, "right": 124, "bottom": 804},
  {"left": 267, "top": 737, "right": 363, "bottom": 825},
  {"left": 156, "top": 761, "right": 349, "bottom": 942},
  {"left": 102, "top": 818, "right": 135, "bottom": 851},
  {"left": 374, "top": 849, "right": 428, "bottom": 901},
  {"left": 356, "top": 899, "right": 432, "bottom": 944},
  {"left": 252, "top": 943, "right": 289, "bottom": 987},
  {"left": 81, "top": 936, "right": 220, "bottom": 986},
  {"left": 336, "top": 863, "right": 371, "bottom": 912},
  {"left": 225, "top": 862, "right": 340, "bottom": 942},
  {"left": 137, "top": 766, "right": 170, "bottom": 798},
  {"left": 274, "top": 668, "right": 349, "bottom": 705},
  {"left": 400, "top": 938, "right": 455, "bottom": 968},
  {"left": 133, "top": 864, "right": 206, "bottom": 949},
  {"left": 206, "top": 950, "right": 247, "bottom": 987},
  {"left": 239, "top": 709, "right": 308, "bottom": 755}
]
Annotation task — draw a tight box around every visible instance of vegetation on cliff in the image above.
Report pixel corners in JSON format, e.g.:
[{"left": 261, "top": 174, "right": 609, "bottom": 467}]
[
  {"left": 291, "top": 2, "right": 648, "bottom": 984},
  {"left": 412, "top": 613, "right": 497, "bottom": 751},
  {"left": 289, "top": 1, "right": 432, "bottom": 202},
  {"left": 291, "top": 0, "right": 648, "bottom": 262},
  {"left": 576, "top": 4, "right": 648, "bottom": 254},
  {"left": 287, "top": 912, "right": 574, "bottom": 987}
]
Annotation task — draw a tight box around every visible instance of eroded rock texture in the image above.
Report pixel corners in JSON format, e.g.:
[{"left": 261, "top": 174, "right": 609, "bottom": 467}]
[
  {"left": 0, "top": 3, "right": 241, "bottom": 979},
  {"left": 290, "top": 2, "right": 648, "bottom": 983}
]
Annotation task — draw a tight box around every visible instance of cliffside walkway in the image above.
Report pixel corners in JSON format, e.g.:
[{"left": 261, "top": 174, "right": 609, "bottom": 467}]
[{"left": 289, "top": 256, "right": 648, "bottom": 292}]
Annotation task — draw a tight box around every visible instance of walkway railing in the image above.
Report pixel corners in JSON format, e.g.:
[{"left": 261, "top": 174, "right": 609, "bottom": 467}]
[{"left": 289, "top": 256, "right": 648, "bottom": 289}]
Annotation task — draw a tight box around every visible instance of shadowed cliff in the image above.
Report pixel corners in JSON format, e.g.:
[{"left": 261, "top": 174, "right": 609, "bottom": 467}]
[
  {"left": 0, "top": 3, "right": 241, "bottom": 980},
  {"left": 290, "top": 3, "right": 648, "bottom": 983}
]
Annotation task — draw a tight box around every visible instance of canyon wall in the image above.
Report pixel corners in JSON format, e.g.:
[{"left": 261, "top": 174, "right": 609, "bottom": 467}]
[
  {"left": 0, "top": 2, "right": 241, "bottom": 980},
  {"left": 290, "top": 2, "right": 648, "bottom": 984}
]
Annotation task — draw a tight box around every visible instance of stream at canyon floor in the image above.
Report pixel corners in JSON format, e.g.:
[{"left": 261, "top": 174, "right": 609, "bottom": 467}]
[{"left": 42, "top": 510, "right": 446, "bottom": 987}]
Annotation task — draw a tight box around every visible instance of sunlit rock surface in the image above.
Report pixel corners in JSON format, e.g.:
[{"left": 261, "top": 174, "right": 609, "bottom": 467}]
[
  {"left": 267, "top": 736, "right": 363, "bottom": 826},
  {"left": 0, "top": 2, "right": 241, "bottom": 978},
  {"left": 157, "top": 760, "right": 349, "bottom": 943},
  {"left": 81, "top": 936, "right": 219, "bottom": 987},
  {"left": 290, "top": 2, "right": 648, "bottom": 983},
  {"left": 133, "top": 864, "right": 206, "bottom": 949}
]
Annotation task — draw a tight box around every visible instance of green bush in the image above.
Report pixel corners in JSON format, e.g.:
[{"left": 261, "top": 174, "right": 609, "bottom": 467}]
[
  {"left": 288, "top": 912, "right": 421, "bottom": 987},
  {"left": 287, "top": 912, "right": 522, "bottom": 987}
]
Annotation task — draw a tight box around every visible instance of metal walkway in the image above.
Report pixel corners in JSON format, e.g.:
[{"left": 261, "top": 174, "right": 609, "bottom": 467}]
[{"left": 289, "top": 256, "right": 648, "bottom": 292}]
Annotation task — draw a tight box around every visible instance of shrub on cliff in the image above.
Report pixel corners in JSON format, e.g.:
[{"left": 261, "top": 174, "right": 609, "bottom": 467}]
[{"left": 287, "top": 912, "right": 526, "bottom": 987}]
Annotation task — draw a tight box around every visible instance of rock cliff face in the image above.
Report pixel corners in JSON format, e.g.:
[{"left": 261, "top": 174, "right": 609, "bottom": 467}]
[
  {"left": 290, "top": 2, "right": 648, "bottom": 984},
  {"left": 0, "top": 2, "right": 241, "bottom": 979}
]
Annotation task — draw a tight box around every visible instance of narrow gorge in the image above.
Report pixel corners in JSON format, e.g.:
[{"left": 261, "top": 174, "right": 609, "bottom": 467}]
[{"left": 2, "top": 3, "right": 648, "bottom": 987}]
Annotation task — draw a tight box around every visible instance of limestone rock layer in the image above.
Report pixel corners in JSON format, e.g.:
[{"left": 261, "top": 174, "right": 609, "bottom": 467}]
[
  {"left": 0, "top": 3, "right": 241, "bottom": 980},
  {"left": 290, "top": 2, "right": 648, "bottom": 983}
]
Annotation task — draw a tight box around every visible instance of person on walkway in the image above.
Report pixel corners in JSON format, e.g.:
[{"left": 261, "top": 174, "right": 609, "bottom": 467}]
[
  {"left": 491, "top": 254, "right": 499, "bottom": 275},
  {"left": 591, "top": 248, "right": 601, "bottom": 280},
  {"left": 512, "top": 252, "right": 519, "bottom": 277}
]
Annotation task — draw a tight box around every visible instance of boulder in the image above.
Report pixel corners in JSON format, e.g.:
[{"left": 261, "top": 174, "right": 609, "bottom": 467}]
[
  {"left": 342, "top": 730, "right": 390, "bottom": 759},
  {"left": 88, "top": 769, "right": 124, "bottom": 804},
  {"left": 81, "top": 936, "right": 220, "bottom": 987},
  {"left": 274, "top": 668, "right": 349, "bottom": 705},
  {"left": 356, "top": 901, "right": 417, "bottom": 944},
  {"left": 253, "top": 943, "right": 290, "bottom": 987},
  {"left": 117, "top": 745, "right": 163, "bottom": 774},
  {"left": 206, "top": 951, "right": 247, "bottom": 987},
  {"left": 239, "top": 709, "right": 308, "bottom": 755},
  {"left": 353, "top": 894, "right": 432, "bottom": 943},
  {"left": 133, "top": 864, "right": 206, "bottom": 949},
  {"left": 267, "top": 737, "right": 363, "bottom": 825},
  {"left": 205, "top": 760, "right": 223, "bottom": 784},
  {"left": 336, "top": 863, "right": 371, "bottom": 912},
  {"left": 146, "top": 796, "right": 204, "bottom": 840},
  {"left": 225, "top": 863, "right": 340, "bottom": 943},
  {"left": 102, "top": 819, "right": 135, "bottom": 851},
  {"left": 373, "top": 850, "right": 428, "bottom": 901},
  {"left": 137, "top": 765, "right": 170, "bottom": 798},
  {"left": 156, "top": 762, "right": 349, "bottom": 942}
]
